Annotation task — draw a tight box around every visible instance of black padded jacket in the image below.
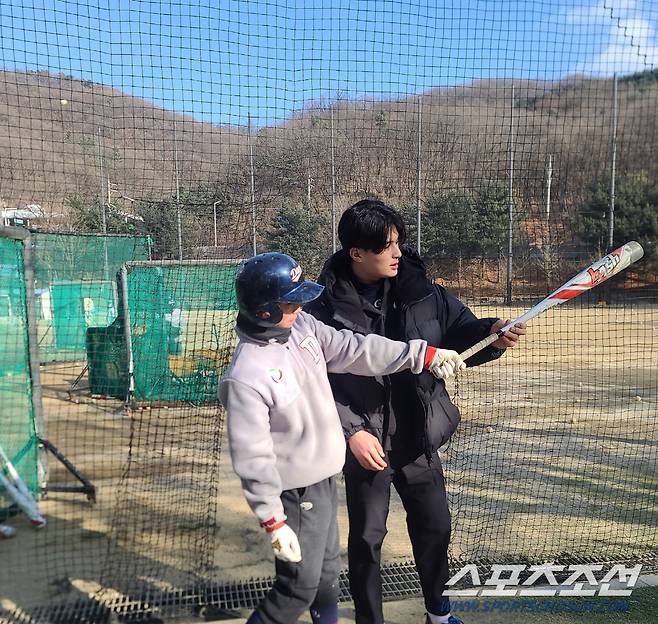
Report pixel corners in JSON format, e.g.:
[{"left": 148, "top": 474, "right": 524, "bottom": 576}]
[{"left": 305, "top": 247, "right": 504, "bottom": 462}]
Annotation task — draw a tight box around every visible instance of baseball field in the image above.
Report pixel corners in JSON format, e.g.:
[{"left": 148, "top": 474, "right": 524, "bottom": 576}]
[{"left": 1, "top": 303, "right": 656, "bottom": 620}]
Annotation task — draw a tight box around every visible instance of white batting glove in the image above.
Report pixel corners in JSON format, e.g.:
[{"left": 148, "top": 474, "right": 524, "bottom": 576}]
[
  {"left": 425, "top": 347, "right": 466, "bottom": 380},
  {"left": 269, "top": 523, "right": 302, "bottom": 563}
]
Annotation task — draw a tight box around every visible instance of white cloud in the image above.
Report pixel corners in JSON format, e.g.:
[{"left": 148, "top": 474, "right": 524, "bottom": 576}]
[
  {"left": 580, "top": 43, "right": 658, "bottom": 74},
  {"left": 569, "top": 3, "right": 658, "bottom": 75},
  {"left": 612, "top": 17, "right": 653, "bottom": 44},
  {"left": 566, "top": 0, "right": 636, "bottom": 24}
]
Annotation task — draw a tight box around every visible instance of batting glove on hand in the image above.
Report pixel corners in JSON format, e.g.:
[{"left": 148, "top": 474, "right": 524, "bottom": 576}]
[
  {"left": 425, "top": 346, "right": 466, "bottom": 380},
  {"left": 268, "top": 523, "right": 302, "bottom": 563}
]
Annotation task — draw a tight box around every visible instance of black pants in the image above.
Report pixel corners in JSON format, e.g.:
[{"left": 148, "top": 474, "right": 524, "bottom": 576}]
[
  {"left": 253, "top": 477, "right": 340, "bottom": 624},
  {"left": 344, "top": 452, "right": 451, "bottom": 624}
]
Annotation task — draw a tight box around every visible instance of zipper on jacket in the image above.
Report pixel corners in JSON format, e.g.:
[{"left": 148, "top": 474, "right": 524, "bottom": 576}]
[
  {"left": 418, "top": 389, "right": 433, "bottom": 464},
  {"left": 401, "top": 294, "right": 437, "bottom": 465}
]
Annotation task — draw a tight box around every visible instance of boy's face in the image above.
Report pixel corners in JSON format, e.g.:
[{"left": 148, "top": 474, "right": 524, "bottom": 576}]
[
  {"left": 276, "top": 302, "right": 303, "bottom": 328},
  {"left": 255, "top": 302, "right": 302, "bottom": 328},
  {"left": 350, "top": 226, "right": 402, "bottom": 283}
]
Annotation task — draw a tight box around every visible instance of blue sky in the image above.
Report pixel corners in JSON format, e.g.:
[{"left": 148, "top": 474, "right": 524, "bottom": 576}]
[{"left": 1, "top": 0, "right": 657, "bottom": 126}]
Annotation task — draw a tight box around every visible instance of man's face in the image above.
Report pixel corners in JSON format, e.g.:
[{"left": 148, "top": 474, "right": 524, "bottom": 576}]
[{"left": 350, "top": 226, "right": 402, "bottom": 283}]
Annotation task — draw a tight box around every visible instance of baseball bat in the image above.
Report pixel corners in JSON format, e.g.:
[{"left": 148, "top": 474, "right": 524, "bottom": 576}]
[
  {"left": 460, "top": 241, "right": 644, "bottom": 362},
  {"left": 0, "top": 445, "right": 46, "bottom": 528}
]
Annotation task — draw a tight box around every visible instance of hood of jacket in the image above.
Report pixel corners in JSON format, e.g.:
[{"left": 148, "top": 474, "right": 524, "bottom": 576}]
[{"left": 315, "top": 246, "right": 434, "bottom": 331}]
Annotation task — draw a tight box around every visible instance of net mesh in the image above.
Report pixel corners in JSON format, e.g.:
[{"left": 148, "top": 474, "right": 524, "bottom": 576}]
[{"left": 0, "top": 0, "right": 657, "bottom": 621}]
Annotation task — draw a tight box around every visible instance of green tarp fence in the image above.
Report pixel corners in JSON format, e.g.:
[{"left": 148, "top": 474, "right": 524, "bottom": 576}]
[
  {"left": 127, "top": 261, "right": 240, "bottom": 403},
  {"left": 87, "top": 260, "right": 241, "bottom": 403},
  {"left": 0, "top": 230, "right": 40, "bottom": 509},
  {"left": 31, "top": 232, "right": 151, "bottom": 362}
]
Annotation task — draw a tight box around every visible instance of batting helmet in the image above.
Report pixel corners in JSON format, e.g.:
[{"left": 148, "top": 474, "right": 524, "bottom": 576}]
[{"left": 235, "top": 252, "right": 324, "bottom": 326}]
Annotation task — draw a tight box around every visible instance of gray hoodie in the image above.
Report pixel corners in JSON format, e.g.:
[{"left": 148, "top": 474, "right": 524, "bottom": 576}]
[{"left": 219, "top": 311, "right": 428, "bottom": 524}]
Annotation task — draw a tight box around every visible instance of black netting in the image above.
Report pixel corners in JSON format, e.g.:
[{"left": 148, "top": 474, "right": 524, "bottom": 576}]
[{"left": 0, "top": 1, "right": 656, "bottom": 621}]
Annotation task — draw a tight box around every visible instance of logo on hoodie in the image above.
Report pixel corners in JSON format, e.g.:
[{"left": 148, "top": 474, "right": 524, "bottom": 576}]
[
  {"left": 268, "top": 368, "right": 284, "bottom": 383},
  {"left": 299, "top": 336, "right": 321, "bottom": 363}
]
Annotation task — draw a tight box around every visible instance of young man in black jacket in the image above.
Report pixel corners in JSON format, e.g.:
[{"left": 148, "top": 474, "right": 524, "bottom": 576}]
[{"left": 306, "top": 199, "right": 525, "bottom": 624}]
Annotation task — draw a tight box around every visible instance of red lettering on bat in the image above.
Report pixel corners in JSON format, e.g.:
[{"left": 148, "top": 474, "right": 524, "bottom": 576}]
[
  {"left": 587, "top": 267, "right": 606, "bottom": 286},
  {"left": 587, "top": 249, "right": 622, "bottom": 285}
]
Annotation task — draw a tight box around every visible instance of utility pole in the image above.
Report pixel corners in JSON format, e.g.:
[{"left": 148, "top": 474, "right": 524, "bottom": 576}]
[
  {"left": 416, "top": 98, "right": 422, "bottom": 254},
  {"left": 213, "top": 200, "right": 221, "bottom": 247},
  {"left": 96, "top": 127, "right": 109, "bottom": 281},
  {"left": 608, "top": 74, "right": 618, "bottom": 252},
  {"left": 173, "top": 119, "right": 182, "bottom": 261},
  {"left": 248, "top": 114, "right": 257, "bottom": 255},
  {"left": 330, "top": 107, "right": 337, "bottom": 253},
  {"left": 506, "top": 85, "right": 515, "bottom": 305},
  {"left": 545, "top": 155, "right": 553, "bottom": 222},
  {"left": 96, "top": 127, "right": 107, "bottom": 235}
]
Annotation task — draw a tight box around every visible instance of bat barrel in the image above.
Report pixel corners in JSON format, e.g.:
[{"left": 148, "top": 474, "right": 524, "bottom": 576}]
[
  {"left": 458, "top": 241, "right": 644, "bottom": 363},
  {"left": 624, "top": 241, "right": 644, "bottom": 265}
]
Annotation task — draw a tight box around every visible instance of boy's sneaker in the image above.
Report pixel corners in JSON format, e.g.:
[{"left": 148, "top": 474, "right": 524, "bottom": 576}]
[
  {"left": 425, "top": 616, "right": 464, "bottom": 624},
  {"left": 0, "top": 524, "right": 16, "bottom": 538}
]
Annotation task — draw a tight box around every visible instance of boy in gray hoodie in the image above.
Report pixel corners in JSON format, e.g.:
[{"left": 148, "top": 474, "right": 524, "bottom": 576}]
[{"left": 219, "top": 252, "right": 463, "bottom": 624}]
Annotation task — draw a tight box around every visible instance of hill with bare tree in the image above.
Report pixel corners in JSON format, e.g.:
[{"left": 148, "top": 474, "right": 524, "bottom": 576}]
[{"left": 1, "top": 68, "right": 656, "bottom": 244}]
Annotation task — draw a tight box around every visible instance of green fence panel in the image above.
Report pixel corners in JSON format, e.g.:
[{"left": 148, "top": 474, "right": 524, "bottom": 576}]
[
  {"left": 0, "top": 235, "right": 39, "bottom": 509},
  {"left": 125, "top": 262, "right": 240, "bottom": 403},
  {"left": 51, "top": 281, "right": 116, "bottom": 353},
  {"left": 31, "top": 232, "right": 150, "bottom": 362}
]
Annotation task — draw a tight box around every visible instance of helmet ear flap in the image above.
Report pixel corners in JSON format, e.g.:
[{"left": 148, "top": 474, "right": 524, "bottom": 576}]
[
  {"left": 252, "top": 303, "right": 283, "bottom": 326},
  {"left": 263, "top": 302, "right": 283, "bottom": 325}
]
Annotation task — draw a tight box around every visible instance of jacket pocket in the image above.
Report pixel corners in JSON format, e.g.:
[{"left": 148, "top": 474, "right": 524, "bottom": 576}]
[{"left": 427, "top": 389, "right": 461, "bottom": 451}]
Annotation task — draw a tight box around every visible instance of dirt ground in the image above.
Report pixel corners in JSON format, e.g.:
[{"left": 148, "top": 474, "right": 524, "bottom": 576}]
[{"left": 1, "top": 303, "right": 657, "bottom": 621}]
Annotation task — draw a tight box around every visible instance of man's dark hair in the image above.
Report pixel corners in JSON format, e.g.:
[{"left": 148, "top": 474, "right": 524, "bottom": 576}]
[{"left": 338, "top": 199, "right": 407, "bottom": 253}]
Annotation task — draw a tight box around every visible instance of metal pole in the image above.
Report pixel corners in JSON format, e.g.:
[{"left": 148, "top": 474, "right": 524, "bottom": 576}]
[
  {"left": 608, "top": 74, "right": 618, "bottom": 252},
  {"left": 506, "top": 85, "right": 515, "bottom": 305},
  {"left": 97, "top": 127, "right": 109, "bottom": 281},
  {"left": 306, "top": 118, "right": 312, "bottom": 214},
  {"left": 248, "top": 114, "right": 257, "bottom": 255},
  {"left": 330, "top": 107, "right": 337, "bottom": 253},
  {"left": 306, "top": 162, "right": 312, "bottom": 214},
  {"left": 97, "top": 128, "right": 107, "bottom": 235},
  {"left": 545, "top": 154, "right": 552, "bottom": 222},
  {"left": 213, "top": 200, "right": 220, "bottom": 247},
  {"left": 120, "top": 265, "right": 135, "bottom": 406},
  {"left": 173, "top": 119, "right": 183, "bottom": 261},
  {"left": 126, "top": 258, "right": 243, "bottom": 268},
  {"left": 416, "top": 98, "right": 422, "bottom": 254}
]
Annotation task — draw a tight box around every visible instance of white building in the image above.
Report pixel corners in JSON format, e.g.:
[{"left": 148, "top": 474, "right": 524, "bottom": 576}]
[{"left": 1, "top": 204, "right": 45, "bottom": 227}]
